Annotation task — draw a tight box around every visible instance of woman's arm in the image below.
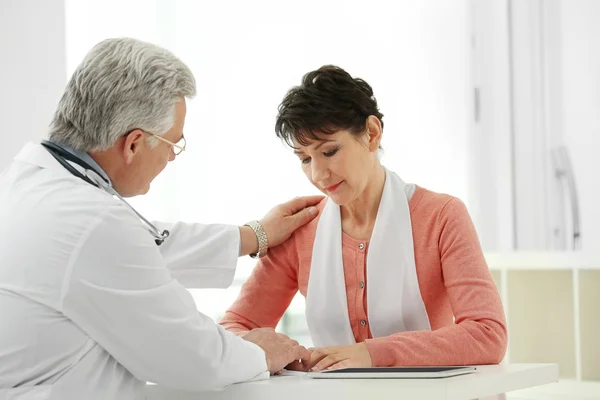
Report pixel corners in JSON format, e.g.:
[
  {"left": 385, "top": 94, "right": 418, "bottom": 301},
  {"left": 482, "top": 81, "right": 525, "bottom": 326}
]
[
  {"left": 365, "top": 198, "right": 508, "bottom": 366},
  {"left": 220, "top": 234, "right": 301, "bottom": 334}
]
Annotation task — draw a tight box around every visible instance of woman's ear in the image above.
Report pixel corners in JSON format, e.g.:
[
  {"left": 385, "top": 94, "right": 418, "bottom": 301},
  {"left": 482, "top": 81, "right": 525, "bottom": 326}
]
[
  {"left": 122, "top": 130, "right": 145, "bottom": 164},
  {"left": 365, "top": 116, "right": 382, "bottom": 152}
]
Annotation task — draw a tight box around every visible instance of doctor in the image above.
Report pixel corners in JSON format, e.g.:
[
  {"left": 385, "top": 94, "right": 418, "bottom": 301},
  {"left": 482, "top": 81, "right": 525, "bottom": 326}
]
[{"left": 0, "top": 38, "right": 320, "bottom": 399}]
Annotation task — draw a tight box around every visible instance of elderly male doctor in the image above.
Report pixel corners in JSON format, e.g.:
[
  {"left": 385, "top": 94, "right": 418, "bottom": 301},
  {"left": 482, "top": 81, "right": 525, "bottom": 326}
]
[{"left": 0, "top": 38, "right": 320, "bottom": 399}]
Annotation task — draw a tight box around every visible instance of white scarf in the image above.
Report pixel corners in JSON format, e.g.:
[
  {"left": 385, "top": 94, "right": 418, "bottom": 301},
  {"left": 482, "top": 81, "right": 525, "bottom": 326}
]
[{"left": 305, "top": 168, "right": 431, "bottom": 347}]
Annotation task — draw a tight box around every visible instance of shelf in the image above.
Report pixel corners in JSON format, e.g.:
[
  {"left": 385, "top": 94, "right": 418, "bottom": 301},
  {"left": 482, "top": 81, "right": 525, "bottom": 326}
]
[
  {"left": 506, "top": 270, "right": 576, "bottom": 379},
  {"left": 485, "top": 252, "right": 600, "bottom": 270},
  {"left": 507, "top": 379, "right": 600, "bottom": 399},
  {"left": 580, "top": 270, "right": 600, "bottom": 381}
]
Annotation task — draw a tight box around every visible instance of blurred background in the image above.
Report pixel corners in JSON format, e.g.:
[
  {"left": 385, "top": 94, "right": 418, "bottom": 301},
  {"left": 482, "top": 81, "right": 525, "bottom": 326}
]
[{"left": 1, "top": 0, "right": 599, "bottom": 398}]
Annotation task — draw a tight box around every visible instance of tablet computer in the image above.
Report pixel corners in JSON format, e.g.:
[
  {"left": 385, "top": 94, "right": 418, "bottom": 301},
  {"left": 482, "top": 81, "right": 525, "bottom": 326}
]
[{"left": 307, "top": 366, "right": 476, "bottom": 379}]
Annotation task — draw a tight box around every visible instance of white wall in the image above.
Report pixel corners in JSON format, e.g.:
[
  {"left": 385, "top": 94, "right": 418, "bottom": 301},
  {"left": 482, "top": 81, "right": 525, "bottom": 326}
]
[
  {"left": 0, "top": 0, "right": 67, "bottom": 170},
  {"left": 516, "top": 0, "right": 600, "bottom": 252},
  {"left": 468, "top": 0, "right": 515, "bottom": 251},
  {"left": 557, "top": 0, "right": 600, "bottom": 251},
  {"left": 471, "top": 0, "right": 600, "bottom": 252},
  {"left": 62, "top": 0, "right": 472, "bottom": 223}
]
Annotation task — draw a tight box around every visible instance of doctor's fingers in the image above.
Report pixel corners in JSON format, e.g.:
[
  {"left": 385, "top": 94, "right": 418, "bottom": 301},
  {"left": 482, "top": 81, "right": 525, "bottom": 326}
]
[
  {"left": 302, "top": 349, "right": 328, "bottom": 370},
  {"left": 253, "top": 327, "right": 276, "bottom": 333},
  {"left": 276, "top": 333, "right": 298, "bottom": 344},
  {"left": 266, "top": 345, "right": 309, "bottom": 374},
  {"left": 285, "top": 195, "right": 324, "bottom": 212},
  {"left": 288, "top": 344, "right": 311, "bottom": 363},
  {"left": 285, "top": 205, "right": 320, "bottom": 233},
  {"left": 285, "top": 360, "right": 307, "bottom": 372},
  {"left": 275, "top": 332, "right": 292, "bottom": 340}
]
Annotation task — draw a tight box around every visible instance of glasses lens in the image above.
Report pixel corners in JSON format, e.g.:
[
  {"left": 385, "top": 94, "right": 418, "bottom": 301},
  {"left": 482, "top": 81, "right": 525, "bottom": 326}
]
[{"left": 174, "top": 136, "right": 186, "bottom": 155}]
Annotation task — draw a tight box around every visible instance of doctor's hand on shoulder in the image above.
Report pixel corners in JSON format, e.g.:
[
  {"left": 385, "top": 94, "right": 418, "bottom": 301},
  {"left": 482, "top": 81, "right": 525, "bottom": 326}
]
[
  {"left": 261, "top": 195, "right": 323, "bottom": 246},
  {"left": 241, "top": 328, "right": 311, "bottom": 374},
  {"left": 239, "top": 195, "right": 323, "bottom": 256}
]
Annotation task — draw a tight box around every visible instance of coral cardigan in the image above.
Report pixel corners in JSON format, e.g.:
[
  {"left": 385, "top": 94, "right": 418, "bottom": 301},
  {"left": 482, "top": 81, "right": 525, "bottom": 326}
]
[{"left": 220, "top": 186, "right": 507, "bottom": 366}]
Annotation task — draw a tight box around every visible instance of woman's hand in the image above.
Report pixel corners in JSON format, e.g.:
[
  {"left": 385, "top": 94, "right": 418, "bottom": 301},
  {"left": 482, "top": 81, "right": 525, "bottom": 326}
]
[{"left": 305, "top": 343, "right": 373, "bottom": 372}]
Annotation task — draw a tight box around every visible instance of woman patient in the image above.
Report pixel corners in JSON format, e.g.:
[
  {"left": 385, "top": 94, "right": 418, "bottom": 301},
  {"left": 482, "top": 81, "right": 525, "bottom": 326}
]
[{"left": 220, "top": 65, "right": 507, "bottom": 372}]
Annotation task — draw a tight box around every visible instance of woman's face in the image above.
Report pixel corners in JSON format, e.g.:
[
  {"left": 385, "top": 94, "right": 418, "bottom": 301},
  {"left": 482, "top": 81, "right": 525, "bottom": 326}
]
[{"left": 293, "top": 118, "right": 382, "bottom": 205}]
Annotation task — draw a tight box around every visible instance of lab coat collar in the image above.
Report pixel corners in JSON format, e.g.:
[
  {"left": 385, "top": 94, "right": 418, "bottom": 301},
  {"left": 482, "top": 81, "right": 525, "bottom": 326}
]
[
  {"left": 14, "top": 142, "right": 109, "bottom": 187},
  {"left": 14, "top": 141, "right": 70, "bottom": 173}
]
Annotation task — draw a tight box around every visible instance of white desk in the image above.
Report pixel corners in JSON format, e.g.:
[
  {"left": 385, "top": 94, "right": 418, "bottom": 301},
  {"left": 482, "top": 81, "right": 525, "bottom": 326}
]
[{"left": 145, "top": 363, "right": 558, "bottom": 400}]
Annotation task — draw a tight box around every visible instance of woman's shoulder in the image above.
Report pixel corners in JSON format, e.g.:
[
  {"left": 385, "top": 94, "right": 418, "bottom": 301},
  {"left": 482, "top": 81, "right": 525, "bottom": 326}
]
[
  {"left": 284, "top": 197, "right": 326, "bottom": 251},
  {"left": 410, "top": 185, "right": 469, "bottom": 220}
]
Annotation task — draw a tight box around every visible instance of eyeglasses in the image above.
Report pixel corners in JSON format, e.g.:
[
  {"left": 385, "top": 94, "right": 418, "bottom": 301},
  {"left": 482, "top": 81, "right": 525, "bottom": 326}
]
[
  {"left": 146, "top": 132, "right": 187, "bottom": 155},
  {"left": 124, "top": 129, "right": 187, "bottom": 156}
]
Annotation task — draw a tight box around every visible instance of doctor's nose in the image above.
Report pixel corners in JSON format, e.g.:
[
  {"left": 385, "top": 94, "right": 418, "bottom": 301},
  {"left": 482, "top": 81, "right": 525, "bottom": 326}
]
[{"left": 168, "top": 148, "right": 176, "bottom": 162}]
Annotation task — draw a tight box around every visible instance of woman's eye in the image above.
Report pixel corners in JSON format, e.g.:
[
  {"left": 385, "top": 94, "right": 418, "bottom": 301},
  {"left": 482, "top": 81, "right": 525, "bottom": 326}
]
[
  {"left": 324, "top": 148, "right": 339, "bottom": 157},
  {"left": 301, "top": 157, "right": 311, "bottom": 165}
]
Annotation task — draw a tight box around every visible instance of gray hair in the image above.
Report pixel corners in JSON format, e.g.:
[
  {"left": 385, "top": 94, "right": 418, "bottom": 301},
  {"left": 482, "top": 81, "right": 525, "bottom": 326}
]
[{"left": 49, "top": 37, "right": 196, "bottom": 151}]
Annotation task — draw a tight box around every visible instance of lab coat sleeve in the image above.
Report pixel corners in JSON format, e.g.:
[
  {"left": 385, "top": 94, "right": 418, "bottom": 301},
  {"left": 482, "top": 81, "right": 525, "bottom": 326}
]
[
  {"left": 152, "top": 221, "right": 240, "bottom": 289},
  {"left": 61, "top": 204, "right": 268, "bottom": 392}
]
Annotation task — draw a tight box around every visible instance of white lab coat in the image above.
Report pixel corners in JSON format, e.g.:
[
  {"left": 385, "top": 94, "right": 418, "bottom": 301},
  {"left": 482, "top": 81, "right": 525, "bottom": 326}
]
[{"left": 0, "top": 143, "right": 268, "bottom": 400}]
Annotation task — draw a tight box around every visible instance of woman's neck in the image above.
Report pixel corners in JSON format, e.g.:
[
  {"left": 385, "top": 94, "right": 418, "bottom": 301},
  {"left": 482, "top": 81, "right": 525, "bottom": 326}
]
[{"left": 340, "top": 164, "right": 386, "bottom": 239}]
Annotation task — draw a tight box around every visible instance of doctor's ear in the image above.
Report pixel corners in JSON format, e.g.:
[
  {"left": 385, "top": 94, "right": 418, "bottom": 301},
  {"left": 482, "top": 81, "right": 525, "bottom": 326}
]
[{"left": 122, "top": 130, "right": 145, "bottom": 164}]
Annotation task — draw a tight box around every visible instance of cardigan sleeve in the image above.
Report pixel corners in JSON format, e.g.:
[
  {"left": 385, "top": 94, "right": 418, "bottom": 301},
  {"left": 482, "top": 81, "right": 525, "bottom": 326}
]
[
  {"left": 365, "top": 198, "right": 508, "bottom": 366},
  {"left": 220, "top": 234, "right": 300, "bottom": 335}
]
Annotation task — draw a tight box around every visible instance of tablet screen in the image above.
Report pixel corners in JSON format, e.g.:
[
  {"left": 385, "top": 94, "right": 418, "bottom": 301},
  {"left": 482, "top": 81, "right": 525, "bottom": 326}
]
[{"left": 320, "top": 367, "right": 471, "bottom": 374}]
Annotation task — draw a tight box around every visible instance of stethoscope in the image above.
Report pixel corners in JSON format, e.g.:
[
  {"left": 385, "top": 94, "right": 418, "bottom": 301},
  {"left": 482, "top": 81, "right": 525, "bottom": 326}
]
[{"left": 41, "top": 140, "right": 170, "bottom": 246}]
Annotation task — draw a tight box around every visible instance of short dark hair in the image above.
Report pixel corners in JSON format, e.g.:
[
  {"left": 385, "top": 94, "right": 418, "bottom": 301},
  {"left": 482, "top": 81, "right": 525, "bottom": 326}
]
[{"left": 275, "top": 65, "right": 384, "bottom": 147}]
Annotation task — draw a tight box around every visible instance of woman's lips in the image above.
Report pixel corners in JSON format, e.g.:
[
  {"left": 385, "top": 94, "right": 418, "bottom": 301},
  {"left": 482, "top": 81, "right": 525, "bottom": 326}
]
[{"left": 325, "top": 181, "right": 343, "bottom": 193}]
